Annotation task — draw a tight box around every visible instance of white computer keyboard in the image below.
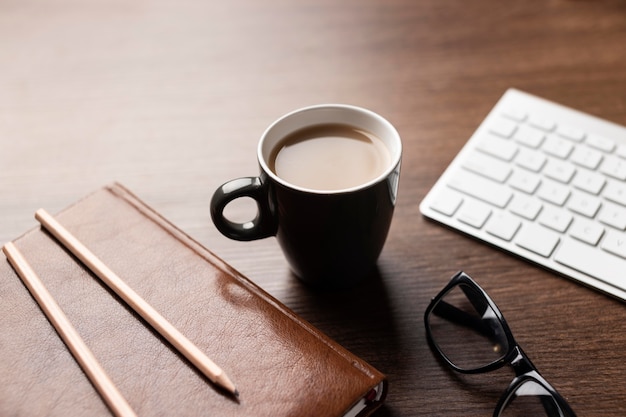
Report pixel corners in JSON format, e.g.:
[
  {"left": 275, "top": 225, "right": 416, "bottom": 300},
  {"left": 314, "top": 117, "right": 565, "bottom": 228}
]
[{"left": 420, "top": 88, "right": 626, "bottom": 301}]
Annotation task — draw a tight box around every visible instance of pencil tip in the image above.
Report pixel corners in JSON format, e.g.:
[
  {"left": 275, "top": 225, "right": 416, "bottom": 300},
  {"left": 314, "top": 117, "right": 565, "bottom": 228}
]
[{"left": 216, "top": 373, "right": 239, "bottom": 399}]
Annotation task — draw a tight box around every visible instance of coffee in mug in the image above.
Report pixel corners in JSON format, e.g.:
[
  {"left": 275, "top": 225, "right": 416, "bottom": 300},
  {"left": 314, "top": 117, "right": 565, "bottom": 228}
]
[
  {"left": 269, "top": 124, "right": 391, "bottom": 192},
  {"left": 211, "top": 104, "right": 401, "bottom": 288}
]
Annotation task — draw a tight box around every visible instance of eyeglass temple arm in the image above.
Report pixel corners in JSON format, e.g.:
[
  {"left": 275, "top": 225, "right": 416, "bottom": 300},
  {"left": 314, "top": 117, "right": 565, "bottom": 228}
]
[
  {"left": 460, "top": 283, "right": 493, "bottom": 319},
  {"left": 432, "top": 300, "right": 498, "bottom": 338}
]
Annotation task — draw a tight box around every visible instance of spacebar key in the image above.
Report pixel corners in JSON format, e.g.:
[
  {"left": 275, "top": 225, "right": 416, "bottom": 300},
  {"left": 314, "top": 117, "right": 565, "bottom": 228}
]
[
  {"left": 447, "top": 170, "right": 513, "bottom": 208},
  {"left": 554, "top": 238, "right": 626, "bottom": 290}
]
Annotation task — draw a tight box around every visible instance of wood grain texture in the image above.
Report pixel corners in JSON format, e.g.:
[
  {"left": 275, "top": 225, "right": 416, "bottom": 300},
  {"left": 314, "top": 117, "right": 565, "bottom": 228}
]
[{"left": 2, "top": 0, "right": 626, "bottom": 415}]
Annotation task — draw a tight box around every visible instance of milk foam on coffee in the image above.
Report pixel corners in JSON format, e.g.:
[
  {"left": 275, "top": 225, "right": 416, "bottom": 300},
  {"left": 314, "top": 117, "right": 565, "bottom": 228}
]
[{"left": 270, "top": 124, "right": 391, "bottom": 191}]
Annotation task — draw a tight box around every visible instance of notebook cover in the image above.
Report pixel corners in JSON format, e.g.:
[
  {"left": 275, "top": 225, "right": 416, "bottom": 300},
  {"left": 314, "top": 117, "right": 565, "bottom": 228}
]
[{"left": 0, "top": 183, "right": 387, "bottom": 417}]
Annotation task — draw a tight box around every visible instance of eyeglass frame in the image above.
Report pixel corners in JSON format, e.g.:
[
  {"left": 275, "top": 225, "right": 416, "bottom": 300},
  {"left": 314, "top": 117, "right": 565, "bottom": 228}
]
[{"left": 423, "top": 271, "right": 577, "bottom": 417}]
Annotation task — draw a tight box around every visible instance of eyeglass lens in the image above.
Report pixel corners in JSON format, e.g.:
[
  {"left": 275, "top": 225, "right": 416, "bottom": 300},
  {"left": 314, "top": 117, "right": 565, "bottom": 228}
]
[{"left": 428, "top": 283, "right": 509, "bottom": 371}]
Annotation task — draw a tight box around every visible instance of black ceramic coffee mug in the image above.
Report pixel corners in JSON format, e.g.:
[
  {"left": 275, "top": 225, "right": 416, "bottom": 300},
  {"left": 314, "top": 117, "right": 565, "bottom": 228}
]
[{"left": 210, "top": 104, "right": 402, "bottom": 288}]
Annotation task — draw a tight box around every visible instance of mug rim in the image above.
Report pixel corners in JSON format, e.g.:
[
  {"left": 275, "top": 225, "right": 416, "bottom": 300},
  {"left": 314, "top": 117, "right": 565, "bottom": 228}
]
[{"left": 257, "top": 104, "right": 402, "bottom": 195}]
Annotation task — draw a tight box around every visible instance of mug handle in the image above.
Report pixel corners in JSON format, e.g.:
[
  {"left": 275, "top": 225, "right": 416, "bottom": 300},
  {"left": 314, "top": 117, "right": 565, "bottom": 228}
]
[{"left": 210, "top": 177, "right": 277, "bottom": 241}]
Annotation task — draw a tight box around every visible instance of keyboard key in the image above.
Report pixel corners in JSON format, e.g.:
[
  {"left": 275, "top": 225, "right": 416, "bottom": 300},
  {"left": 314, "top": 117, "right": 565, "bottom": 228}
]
[
  {"left": 457, "top": 200, "right": 492, "bottom": 228},
  {"left": 598, "top": 201, "right": 626, "bottom": 230},
  {"left": 571, "top": 170, "right": 605, "bottom": 195},
  {"left": 508, "top": 170, "right": 541, "bottom": 194},
  {"left": 601, "top": 230, "right": 626, "bottom": 259},
  {"left": 529, "top": 115, "right": 556, "bottom": 132},
  {"left": 477, "top": 136, "right": 518, "bottom": 161},
  {"left": 485, "top": 212, "right": 521, "bottom": 241},
  {"left": 537, "top": 179, "right": 570, "bottom": 206},
  {"left": 509, "top": 194, "right": 543, "bottom": 220},
  {"left": 587, "top": 134, "right": 616, "bottom": 153},
  {"left": 515, "top": 148, "right": 547, "bottom": 172},
  {"left": 603, "top": 181, "right": 626, "bottom": 206},
  {"left": 538, "top": 205, "right": 573, "bottom": 233},
  {"left": 569, "top": 146, "right": 603, "bottom": 170},
  {"left": 555, "top": 238, "right": 626, "bottom": 290},
  {"left": 556, "top": 124, "right": 585, "bottom": 142},
  {"left": 617, "top": 144, "right": 626, "bottom": 159},
  {"left": 543, "top": 159, "right": 576, "bottom": 183},
  {"left": 462, "top": 152, "right": 512, "bottom": 183},
  {"left": 447, "top": 171, "right": 513, "bottom": 208},
  {"left": 502, "top": 108, "right": 527, "bottom": 122},
  {"left": 599, "top": 156, "right": 626, "bottom": 181},
  {"left": 515, "top": 223, "right": 560, "bottom": 257},
  {"left": 566, "top": 191, "right": 601, "bottom": 218},
  {"left": 569, "top": 218, "right": 604, "bottom": 246},
  {"left": 428, "top": 190, "right": 463, "bottom": 216},
  {"left": 514, "top": 125, "right": 545, "bottom": 148},
  {"left": 542, "top": 135, "right": 574, "bottom": 159},
  {"left": 489, "top": 118, "right": 517, "bottom": 138}
]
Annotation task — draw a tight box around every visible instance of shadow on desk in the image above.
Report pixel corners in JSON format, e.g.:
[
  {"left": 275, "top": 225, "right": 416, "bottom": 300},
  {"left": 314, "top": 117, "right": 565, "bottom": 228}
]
[{"left": 280, "top": 267, "right": 410, "bottom": 416}]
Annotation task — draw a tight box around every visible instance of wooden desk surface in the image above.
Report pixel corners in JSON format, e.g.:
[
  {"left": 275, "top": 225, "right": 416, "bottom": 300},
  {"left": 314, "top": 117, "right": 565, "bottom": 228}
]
[{"left": 2, "top": 1, "right": 626, "bottom": 415}]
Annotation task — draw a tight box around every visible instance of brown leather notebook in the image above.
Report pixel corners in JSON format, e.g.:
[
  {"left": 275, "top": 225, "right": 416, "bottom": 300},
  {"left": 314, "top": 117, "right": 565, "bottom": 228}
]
[{"left": 0, "top": 183, "right": 387, "bottom": 417}]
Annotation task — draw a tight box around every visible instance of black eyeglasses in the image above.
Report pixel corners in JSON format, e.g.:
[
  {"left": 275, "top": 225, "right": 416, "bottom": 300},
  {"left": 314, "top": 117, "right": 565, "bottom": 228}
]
[{"left": 424, "top": 271, "right": 577, "bottom": 417}]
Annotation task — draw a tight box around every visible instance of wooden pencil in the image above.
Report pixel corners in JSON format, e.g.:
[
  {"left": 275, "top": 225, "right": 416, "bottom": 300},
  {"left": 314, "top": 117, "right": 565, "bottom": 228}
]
[
  {"left": 2, "top": 242, "right": 138, "bottom": 417},
  {"left": 34, "top": 209, "right": 239, "bottom": 398}
]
